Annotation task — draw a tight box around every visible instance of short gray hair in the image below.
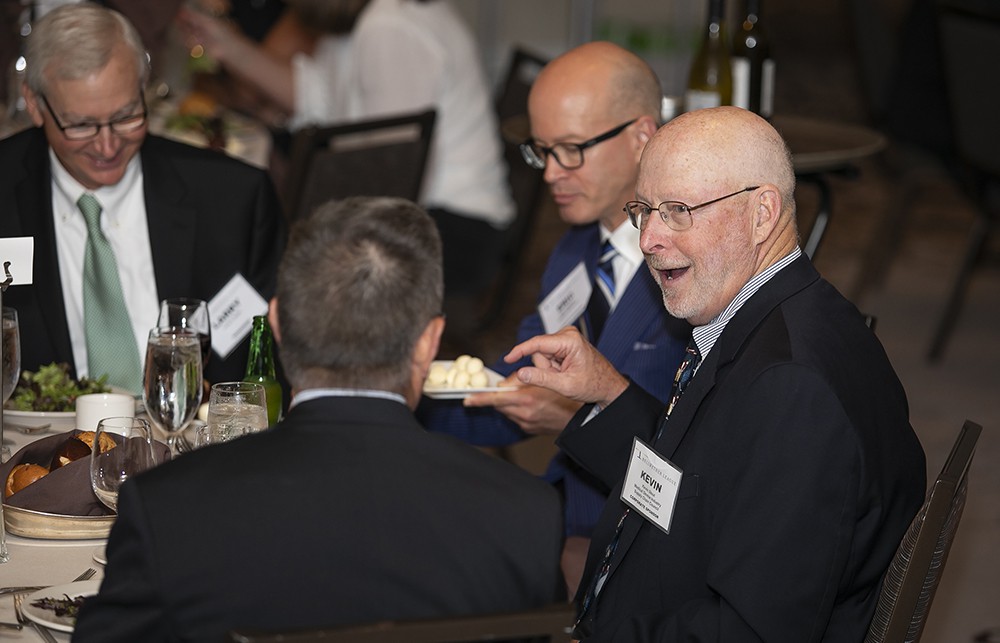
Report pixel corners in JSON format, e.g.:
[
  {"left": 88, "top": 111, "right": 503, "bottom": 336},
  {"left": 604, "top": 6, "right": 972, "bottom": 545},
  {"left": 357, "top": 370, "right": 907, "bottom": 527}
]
[
  {"left": 25, "top": 2, "right": 149, "bottom": 94},
  {"left": 276, "top": 197, "right": 443, "bottom": 393}
]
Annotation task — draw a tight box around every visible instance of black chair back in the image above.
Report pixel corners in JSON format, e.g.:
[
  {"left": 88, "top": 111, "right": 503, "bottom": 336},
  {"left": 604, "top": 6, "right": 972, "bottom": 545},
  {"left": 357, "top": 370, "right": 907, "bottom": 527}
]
[
  {"left": 228, "top": 603, "right": 576, "bottom": 643},
  {"left": 479, "top": 47, "right": 549, "bottom": 330},
  {"left": 863, "top": 420, "right": 983, "bottom": 643},
  {"left": 282, "top": 109, "right": 436, "bottom": 222}
]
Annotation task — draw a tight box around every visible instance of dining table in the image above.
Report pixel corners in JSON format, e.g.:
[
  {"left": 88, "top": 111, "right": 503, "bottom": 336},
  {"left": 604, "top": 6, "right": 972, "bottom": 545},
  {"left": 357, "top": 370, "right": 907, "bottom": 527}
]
[{"left": 2, "top": 425, "right": 108, "bottom": 642}]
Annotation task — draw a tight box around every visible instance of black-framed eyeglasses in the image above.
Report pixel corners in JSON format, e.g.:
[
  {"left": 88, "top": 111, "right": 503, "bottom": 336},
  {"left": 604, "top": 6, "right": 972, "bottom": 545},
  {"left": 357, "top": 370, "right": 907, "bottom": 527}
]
[
  {"left": 624, "top": 186, "right": 761, "bottom": 231},
  {"left": 40, "top": 92, "right": 148, "bottom": 141},
  {"left": 520, "top": 119, "right": 637, "bottom": 170}
]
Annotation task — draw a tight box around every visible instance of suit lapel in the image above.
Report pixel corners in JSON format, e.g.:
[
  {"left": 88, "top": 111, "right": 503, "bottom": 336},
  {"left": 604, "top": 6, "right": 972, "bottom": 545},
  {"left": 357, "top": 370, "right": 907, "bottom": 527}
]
[
  {"left": 140, "top": 138, "right": 197, "bottom": 300},
  {"left": 602, "top": 255, "right": 821, "bottom": 582},
  {"left": 13, "top": 132, "right": 75, "bottom": 367},
  {"left": 596, "top": 265, "right": 662, "bottom": 364}
]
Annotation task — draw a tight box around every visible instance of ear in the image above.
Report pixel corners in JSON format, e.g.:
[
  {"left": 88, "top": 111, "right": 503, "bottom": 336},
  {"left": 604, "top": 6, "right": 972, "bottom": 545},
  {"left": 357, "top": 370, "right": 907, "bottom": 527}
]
[
  {"left": 633, "top": 114, "right": 658, "bottom": 151},
  {"left": 752, "top": 186, "right": 782, "bottom": 245},
  {"left": 267, "top": 297, "right": 281, "bottom": 345},
  {"left": 22, "top": 83, "right": 45, "bottom": 128},
  {"left": 406, "top": 315, "right": 445, "bottom": 408}
]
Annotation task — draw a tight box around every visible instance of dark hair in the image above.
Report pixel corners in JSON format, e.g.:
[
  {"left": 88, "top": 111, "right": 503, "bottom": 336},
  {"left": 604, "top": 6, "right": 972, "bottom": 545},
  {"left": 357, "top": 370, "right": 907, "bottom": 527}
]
[{"left": 276, "top": 197, "right": 443, "bottom": 393}]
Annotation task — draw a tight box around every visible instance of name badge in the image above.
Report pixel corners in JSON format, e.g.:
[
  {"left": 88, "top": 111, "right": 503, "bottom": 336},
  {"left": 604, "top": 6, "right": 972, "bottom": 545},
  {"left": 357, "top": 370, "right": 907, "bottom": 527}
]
[
  {"left": 208, "top": 273, "right": 268, "bottom": 359},
  {"left": 621, "top": 437, "right": 683, "bottom": 534},
  {"left": 538, "top": 262, "right": 591, "bottom": 334},
  {"left": 0, "top": 237, "right": 35, "bottom": 285}
]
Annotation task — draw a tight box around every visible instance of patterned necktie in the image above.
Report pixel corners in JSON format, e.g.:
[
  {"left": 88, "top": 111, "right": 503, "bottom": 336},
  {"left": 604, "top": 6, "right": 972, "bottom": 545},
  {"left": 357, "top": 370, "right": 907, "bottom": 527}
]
[
  {"left": 575, "top": 339, "right": 702, "bottom": 632},
  {"left": 79, "top": 194, "right": 143, "bottom": 393},
  {"left": 583, "top": 240, "right": 618, "bottom": 342}
]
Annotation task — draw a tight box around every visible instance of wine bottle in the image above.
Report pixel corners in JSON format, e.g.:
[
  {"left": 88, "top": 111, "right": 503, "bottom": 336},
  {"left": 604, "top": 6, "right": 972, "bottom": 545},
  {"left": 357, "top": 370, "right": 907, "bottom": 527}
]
[
  {"left": 243, "top": 315, "right": 283, "bottom": 427},
  {"left": 686, "top": 0, "right": 733, "bottom": 111},
  {"left": 732, "top": 0, "right": 775, "bottom": 117}
]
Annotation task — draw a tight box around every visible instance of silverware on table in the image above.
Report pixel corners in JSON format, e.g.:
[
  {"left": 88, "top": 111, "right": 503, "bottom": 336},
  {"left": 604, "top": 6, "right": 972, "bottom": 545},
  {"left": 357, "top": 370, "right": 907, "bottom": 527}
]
[
  {"left": 13, "top": 592, "right": 57, "bottom": 643},
  {"left": 0, "top": 567, "right": 97, "bottom": 596},
  {"left": 0, "top": 620, "right": 23, "bottom": 631}
]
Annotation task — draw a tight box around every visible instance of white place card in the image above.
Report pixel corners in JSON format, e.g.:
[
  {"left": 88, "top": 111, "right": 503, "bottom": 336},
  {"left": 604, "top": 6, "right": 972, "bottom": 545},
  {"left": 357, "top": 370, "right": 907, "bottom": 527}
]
[
  {"left": 538, "top": 262, "right": 591, "bottom": 334},
  {"left": 208, "top": 273, "right": 268, "bottom": 359},
  {"left": 0, "top": 237, "right": 35, "bottom": 285}
]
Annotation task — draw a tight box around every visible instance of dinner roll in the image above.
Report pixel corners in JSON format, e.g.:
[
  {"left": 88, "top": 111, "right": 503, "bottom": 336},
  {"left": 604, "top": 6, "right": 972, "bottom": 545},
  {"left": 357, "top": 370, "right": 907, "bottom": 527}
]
[{"left": 4, "top": 463, "right": 49, "bottom": 498}]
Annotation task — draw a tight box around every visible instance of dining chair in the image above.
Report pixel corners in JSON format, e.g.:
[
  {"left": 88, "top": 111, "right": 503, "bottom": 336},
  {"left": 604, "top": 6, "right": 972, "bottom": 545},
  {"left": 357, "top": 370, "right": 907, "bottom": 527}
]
[
  {"left": 477, "top": 47, "right": 549, "bottom": 331},
  {"left": 927, "top": 0, "right": 1000, "bottom": 360},
  {"left": 227, "top": 602, "right": 576, "bottom": 643},
  {"left": 281, "top": 109, "right": 436, "bottom": 223},
  {"left": 863, "top": 419, "right": 983, "bottom": 643}
]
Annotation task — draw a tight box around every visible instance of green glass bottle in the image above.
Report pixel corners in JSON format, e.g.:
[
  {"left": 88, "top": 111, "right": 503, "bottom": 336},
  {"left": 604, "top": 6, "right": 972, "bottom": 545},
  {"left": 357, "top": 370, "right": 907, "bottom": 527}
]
[
  {"left": 244, "top": 315, "right": 282, "bottom": 426},
  {"left": 686, "top": 0, "right": 733, "bottom": 111}
]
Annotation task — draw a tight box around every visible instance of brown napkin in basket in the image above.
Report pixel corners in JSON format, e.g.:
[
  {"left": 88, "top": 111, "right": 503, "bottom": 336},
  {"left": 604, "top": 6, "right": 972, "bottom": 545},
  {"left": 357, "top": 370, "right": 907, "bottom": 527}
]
[{"left": 0, "top": 429, "right": 169, "bottom": 516}]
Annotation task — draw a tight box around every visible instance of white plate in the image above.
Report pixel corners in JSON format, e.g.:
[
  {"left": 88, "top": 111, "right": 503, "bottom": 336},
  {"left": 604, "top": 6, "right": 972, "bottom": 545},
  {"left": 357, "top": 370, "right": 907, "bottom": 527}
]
[
  {"left": 423, "top": 361, "right": 519, "bottom": 400},
  {"left": 22, "top": 579, "right": 102, "bottom": 633},
  {"left": 3, "top": 409, "right": 76, "bottom": 432},
  {"left": 92, "top": 545, "right": 107, "bottom": 566}
]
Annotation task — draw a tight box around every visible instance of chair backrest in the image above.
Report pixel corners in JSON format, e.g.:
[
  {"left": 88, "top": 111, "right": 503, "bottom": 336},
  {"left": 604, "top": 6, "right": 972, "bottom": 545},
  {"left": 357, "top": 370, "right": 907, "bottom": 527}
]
[
  {"left": 228, "top": 602, "right": 576, "bottom": 643},
  {"left": 282, "top": 109, "right": 436, "bottom": 222},
  {"left": 479, "top": 47, "right": 549, "bottom": 329},
  {"left": 938, "top": 1, "right": 1000, "bottom": 177},
  {"left": 863, "top": 419, "right": 983, "bottom": 643}
]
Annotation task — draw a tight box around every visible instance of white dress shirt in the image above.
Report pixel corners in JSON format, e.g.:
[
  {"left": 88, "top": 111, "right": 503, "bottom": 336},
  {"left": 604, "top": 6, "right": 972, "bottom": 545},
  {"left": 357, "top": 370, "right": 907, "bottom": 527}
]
[{"left": 50, "top": 150, "right": 159, "bottom": 378}]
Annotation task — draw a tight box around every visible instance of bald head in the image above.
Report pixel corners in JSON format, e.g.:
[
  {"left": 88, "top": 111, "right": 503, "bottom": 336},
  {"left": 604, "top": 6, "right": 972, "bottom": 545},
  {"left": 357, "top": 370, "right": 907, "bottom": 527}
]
[
  {"left": 642, "top": 107, "right": 796, "bottom": 223},
  {"left": 530, "top": 42, "right": 662, "bottom": 126},
  {"left": 636, "top": 107, "right": 800, "bottom": 325}
]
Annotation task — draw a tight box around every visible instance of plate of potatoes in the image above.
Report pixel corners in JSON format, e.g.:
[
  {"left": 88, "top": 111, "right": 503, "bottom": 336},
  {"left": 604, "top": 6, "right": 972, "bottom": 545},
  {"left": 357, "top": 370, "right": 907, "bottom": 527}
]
[{"left": 423, "top": 355, "right": 518, "bottom": 399}]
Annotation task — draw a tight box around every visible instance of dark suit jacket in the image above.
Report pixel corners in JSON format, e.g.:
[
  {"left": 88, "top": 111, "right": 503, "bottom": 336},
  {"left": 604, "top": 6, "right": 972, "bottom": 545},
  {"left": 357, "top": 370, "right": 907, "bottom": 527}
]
[
  {"left": 559, "top": 256, "right": 927, "bottom": 642},
  {"left": 73, "top": 396, "right": 564, "bottom": 642},
  {"left": 0, "top": 127, "right": 286, "bottom": 384},
  {"left": 421, "top": 222, "right": 689, "bottom": 536}
]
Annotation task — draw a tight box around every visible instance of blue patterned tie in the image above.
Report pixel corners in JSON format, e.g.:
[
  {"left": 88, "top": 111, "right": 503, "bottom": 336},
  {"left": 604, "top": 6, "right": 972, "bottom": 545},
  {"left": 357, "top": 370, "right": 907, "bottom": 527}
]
[
  {"left": 582, "top": 240, "right": 617, "bottom": 342},
  {"left": 574, "top": 339, "right": 702, "bottom": 634},
  {"left": 79, "top": 194, "right": 143, "bottom": 393}
]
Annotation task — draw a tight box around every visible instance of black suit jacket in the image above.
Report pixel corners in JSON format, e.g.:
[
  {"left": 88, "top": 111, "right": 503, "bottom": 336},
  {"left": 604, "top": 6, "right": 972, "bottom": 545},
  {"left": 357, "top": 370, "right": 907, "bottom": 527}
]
[
  {"left": 74, "top": 396, "right": 565, "bottom": 642},
  {"left": 0, "top": 127, "right": 286, "bottom": 383},
  {"left": 559, "top": 256, "right": 926, "bottom": 642}
]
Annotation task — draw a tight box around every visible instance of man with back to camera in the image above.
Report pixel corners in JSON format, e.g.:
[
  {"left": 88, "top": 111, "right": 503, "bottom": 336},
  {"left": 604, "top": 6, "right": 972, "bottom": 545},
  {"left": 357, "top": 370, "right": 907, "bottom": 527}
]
[
  {"left": 73, "top": 196, "right": 564, "bottom": 642},
  {"left": 505, "top": 107, "right": 927, "bottom": 641},
  {"left": 418, "top": 42, "right": 689, "bottom": 595},
  {"left": 0, "top": 2, "right": 285, "bottom": 393}
]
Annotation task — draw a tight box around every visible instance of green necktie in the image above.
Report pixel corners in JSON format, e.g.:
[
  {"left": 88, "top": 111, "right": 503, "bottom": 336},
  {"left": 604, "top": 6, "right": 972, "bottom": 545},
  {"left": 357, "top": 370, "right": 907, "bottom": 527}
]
[{"left": 79, "top": 193, "right": 143, "bottom": 393}]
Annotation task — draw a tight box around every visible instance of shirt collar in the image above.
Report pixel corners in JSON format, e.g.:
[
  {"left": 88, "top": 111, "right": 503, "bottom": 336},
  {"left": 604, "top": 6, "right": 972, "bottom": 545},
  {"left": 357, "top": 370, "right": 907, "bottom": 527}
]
[
  {"left": 49, "top": 148, "right": 142, "bottom": 224},
  {"left": 691, "top": 247, "right": 803, "bottom": 359},
  {"left": 290, "top": 387, "right": 408, "bottom": 409}
]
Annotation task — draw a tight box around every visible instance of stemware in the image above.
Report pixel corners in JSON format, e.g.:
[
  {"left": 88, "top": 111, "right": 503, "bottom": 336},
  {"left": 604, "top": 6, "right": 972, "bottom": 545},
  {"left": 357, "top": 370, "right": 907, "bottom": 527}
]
[
  {"left": 142, "top": 326, "right": 203, "bottom": 455},
  {"left": 158, "top": 298, "right": 211, "bottom": 368},
  {"left": 2, "top": 307, "right": 20, "bottom": 406},
  {"left": 198, "top": 382, "right": 267, "bottom": 448},
  {"left": 90, "top": 417, "right": 156, "bottom": 512}
]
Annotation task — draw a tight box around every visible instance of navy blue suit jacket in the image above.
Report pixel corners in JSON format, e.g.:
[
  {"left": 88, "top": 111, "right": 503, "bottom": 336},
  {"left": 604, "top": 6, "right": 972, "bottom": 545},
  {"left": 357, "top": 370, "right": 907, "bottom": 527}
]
[{"left": 420, "top": 222, "right": 689, "bottom": 536}]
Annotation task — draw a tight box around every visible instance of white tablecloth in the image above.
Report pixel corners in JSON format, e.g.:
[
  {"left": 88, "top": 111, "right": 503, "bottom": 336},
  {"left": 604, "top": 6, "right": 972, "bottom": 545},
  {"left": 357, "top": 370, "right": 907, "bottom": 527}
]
[{"left": 2, "top": 425, "right": 108, "bottom": 641}]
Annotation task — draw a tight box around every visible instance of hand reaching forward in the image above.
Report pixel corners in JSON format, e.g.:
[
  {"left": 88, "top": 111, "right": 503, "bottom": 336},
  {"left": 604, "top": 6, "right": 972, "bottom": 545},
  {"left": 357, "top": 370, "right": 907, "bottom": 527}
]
[
  {"left": 504, "top": 327, "right": 629, "bottom": 409},
  {"left": 464, "top": 380, "right": 582, "bottom": 435}
]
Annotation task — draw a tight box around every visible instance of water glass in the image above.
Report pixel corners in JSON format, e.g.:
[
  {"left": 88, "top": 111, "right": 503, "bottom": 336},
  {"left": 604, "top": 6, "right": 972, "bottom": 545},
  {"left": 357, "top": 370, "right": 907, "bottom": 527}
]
[
  {"left": 143, "top": 326, "right": 203, "bottom": 455},
  {"left": 203, "top": 382, "right": 267, "bottom": 446},
  {"left": 90, "top": 417, "right": 156, "bottom": 513}
]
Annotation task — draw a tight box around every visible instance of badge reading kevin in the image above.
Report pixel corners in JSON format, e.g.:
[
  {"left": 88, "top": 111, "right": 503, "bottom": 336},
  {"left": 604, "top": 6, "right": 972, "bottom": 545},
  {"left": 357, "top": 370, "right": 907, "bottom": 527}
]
[{"left": 621, "top": 437, "right": 683, "bottom": 534}]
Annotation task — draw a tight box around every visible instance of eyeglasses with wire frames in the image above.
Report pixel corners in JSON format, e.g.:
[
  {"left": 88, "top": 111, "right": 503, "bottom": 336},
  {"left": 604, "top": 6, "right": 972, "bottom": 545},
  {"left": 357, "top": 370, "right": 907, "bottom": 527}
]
[
  {"left": 40, "top": 92, "right": 148, "bottom": 141},
  {"left": 520, "top": 119, "right": 637, "bottom": 170},
  {"left": 624, "top": 186, "right": 761, "bottom": 231}
]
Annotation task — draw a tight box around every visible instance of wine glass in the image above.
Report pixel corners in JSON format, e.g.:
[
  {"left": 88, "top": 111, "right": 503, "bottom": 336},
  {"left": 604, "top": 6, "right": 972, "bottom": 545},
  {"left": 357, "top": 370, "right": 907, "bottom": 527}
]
[
  {"left": 2, "top": 307, "right": 20, "bottom": 405},
  {"left": 142, "top": 326, "right": 203, "bottom": 455},
  {"left": 89, "top": 417, "right": 156, "bottom": 512},
  {"left": 1, "top": 307, "right": 20, "bottom": 466},
  {"left": 158, "top": 298, "right": 211, "bottom": 368},
  {"left": 199, "top": 382, "right": 267, "bottom": 447}
]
